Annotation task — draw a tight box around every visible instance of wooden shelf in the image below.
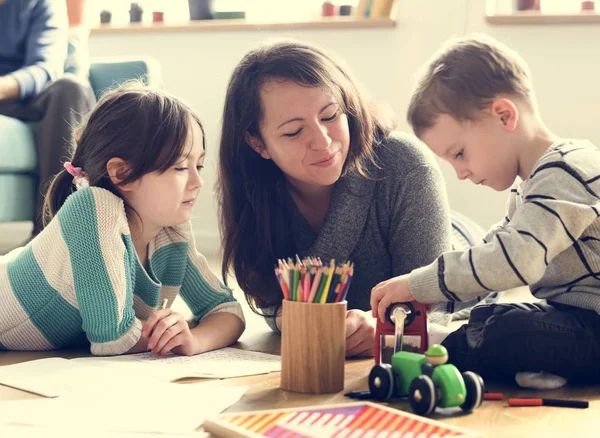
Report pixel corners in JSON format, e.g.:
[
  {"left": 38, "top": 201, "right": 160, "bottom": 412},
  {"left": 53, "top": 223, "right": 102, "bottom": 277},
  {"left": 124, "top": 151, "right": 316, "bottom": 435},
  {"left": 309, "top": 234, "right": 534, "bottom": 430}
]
[
  {"left": 487, "top": 10, "right": 600, "bottom": 24},
  {"left": 91, "top": 17, "right": 396, "bottom": 34}
]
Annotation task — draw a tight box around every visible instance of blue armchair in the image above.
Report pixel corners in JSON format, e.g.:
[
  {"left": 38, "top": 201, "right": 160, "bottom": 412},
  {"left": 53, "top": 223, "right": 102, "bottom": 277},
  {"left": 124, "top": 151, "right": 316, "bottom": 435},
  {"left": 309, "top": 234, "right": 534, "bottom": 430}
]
[{"left": 0, "top": 57, "right": 161, "bottom": 223}]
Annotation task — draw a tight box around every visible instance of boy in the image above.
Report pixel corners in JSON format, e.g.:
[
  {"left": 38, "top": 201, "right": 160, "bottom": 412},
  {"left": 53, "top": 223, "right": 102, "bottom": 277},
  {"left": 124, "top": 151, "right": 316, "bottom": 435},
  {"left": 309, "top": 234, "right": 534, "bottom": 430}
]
[{"left": 371, "top": 34, "right": 600, "bottom": 388}]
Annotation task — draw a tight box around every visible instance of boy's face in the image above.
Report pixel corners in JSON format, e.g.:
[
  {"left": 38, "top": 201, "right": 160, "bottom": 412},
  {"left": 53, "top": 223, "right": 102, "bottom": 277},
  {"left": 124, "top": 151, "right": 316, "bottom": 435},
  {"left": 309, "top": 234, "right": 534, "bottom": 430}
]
[{"left": 420, "top": 113, "right": 519, "bottom": 191}]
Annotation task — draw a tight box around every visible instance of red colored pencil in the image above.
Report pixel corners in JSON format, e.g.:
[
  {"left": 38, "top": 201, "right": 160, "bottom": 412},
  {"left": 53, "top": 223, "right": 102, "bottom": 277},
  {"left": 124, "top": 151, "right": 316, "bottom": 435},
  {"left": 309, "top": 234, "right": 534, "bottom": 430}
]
[{"left": 508, "top": 398, "right": 588, "bottom": 409}]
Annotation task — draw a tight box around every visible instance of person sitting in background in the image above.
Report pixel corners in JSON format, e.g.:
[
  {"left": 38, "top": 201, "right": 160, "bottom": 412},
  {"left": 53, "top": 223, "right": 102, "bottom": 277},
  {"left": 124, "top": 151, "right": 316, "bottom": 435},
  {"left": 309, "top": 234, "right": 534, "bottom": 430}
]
[{"left": 0, "top": 0, "right": 96, "bottom": 236}]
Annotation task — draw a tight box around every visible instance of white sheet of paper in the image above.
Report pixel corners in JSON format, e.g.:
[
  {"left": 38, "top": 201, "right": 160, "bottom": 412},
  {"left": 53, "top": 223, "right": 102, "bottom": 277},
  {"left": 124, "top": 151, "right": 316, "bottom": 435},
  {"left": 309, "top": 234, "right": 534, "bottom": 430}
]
[
  {"left": 0, "top": 348, "right": 278, "bottom": 398},
  {"left": 71, "top": 356, "right": 187, "bottom": 383},
  {"left": 0, "top": 358, "right": 91, "bottom": 397},
  {"left": 0, "top": 357, "right": 169, "bottom": 397},
  {"left": 0, "top": 383, "right": 246, "bottom": 435},
  {"left": 74, "top": 347, "right": 281, "bottom": 379},
  {"left": 0, "top": 424, "right": 209, "bottom": 438}
]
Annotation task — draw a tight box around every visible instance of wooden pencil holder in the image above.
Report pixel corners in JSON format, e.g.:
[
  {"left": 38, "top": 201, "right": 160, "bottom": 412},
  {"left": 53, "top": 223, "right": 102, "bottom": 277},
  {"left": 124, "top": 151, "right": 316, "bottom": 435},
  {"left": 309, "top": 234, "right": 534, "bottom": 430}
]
[{"left": 280, "top": 300, "right": 346, "bottom": 394}]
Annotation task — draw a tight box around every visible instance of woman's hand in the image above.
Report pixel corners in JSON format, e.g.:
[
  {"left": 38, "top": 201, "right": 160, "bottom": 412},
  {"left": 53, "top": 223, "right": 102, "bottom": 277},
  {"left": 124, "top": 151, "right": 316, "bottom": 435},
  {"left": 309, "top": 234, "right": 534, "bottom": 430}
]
[
  {"left": 345, "top": 309, "right": 376, "bottom": 358},
  {"left": 142, "top": 308, "right": 199, "bottom": 356}
]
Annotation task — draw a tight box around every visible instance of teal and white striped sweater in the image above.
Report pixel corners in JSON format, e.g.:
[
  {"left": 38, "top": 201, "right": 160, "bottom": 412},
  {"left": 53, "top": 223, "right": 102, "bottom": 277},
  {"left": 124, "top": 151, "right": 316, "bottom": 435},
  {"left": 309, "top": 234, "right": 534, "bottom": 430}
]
[{"left": 0, "top": 187, "right": 244, "bottom": 356}]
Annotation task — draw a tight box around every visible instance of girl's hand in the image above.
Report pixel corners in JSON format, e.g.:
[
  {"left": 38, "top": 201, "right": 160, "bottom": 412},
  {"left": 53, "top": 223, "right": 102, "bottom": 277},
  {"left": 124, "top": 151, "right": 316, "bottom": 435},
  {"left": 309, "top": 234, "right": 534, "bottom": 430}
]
[
  {"left": 345, "top": 309, "right": 375, "bottom": 358},
  {"left": 370, "top": 274, "right": 414, "bottom": 324},
  {"left": 142, "top": 309, "right": 199, "bottom": 356}
]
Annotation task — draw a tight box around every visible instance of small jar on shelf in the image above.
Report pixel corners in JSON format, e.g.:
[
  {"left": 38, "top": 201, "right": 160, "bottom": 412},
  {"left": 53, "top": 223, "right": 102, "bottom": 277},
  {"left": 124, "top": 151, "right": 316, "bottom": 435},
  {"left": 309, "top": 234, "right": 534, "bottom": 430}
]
[
  {"left": 322, "top": 2, "right": 337, "bottom": 17},
  {"left": 129, "top": 2, "right": 144, "bottom": 23},
  {"left": 581, "top": 1, "right": 595, "bottom": 11},
  {"left": 516, "top": 0, "right": 541, "bottom": 11},
  {"left": 100, "top": 10, "right": 112, "bottom": 24}
]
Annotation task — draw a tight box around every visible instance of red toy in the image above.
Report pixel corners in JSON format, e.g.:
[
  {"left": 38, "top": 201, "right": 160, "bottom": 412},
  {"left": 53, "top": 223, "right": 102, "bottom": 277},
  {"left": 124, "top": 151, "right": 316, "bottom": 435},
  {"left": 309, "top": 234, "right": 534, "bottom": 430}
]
[{"left": 374, "top": 302, "right": 429, "bottom": 364}]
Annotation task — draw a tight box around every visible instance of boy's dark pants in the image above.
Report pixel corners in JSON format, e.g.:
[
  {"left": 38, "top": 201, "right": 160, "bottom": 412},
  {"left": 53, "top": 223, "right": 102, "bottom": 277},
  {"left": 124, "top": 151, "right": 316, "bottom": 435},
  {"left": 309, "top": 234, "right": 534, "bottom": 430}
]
[{"left": 442, "top": 301, "right": 600, "bottom": 383}]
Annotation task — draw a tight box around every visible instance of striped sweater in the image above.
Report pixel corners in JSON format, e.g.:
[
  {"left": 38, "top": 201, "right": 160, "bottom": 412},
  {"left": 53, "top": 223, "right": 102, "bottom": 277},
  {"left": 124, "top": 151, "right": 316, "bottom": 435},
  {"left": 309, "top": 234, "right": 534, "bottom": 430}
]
[
  {"left": 410, "top": 140, "right": 600, "bottom": 314},
  {"left": 0, "top": 187, "right": 244, "bottom": 355}
]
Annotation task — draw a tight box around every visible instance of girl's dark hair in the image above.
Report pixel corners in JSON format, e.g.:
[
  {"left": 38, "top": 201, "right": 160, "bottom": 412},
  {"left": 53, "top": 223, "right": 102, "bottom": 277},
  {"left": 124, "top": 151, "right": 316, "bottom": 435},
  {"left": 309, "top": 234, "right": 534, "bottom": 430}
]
[
  {"left": 43, "top": 81, "right": 204, "bottom": 225},
  {"left": 216, "top": 40, "right": 393, "bottom": 315}
]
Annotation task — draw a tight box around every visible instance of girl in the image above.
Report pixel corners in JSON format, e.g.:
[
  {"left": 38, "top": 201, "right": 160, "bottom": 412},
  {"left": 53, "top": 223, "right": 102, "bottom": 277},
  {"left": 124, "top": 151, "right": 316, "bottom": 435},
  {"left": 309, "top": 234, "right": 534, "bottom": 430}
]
[
  {"left": 217, "top": 41, "right": 451, "bottom": 357},
  {"left": 0, "top": 82, "right": 245, "bottom": 356}
]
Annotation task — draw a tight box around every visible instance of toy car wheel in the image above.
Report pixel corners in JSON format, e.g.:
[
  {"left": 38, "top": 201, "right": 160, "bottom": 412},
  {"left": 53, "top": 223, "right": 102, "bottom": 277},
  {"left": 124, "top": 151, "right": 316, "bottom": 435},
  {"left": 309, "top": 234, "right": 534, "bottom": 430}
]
[
  {"left": 461, "top": 371, "right": 484, "bottom": 411},
  {"left": 368, "top": 364, "right": 395, "bottom": 401},
  {"left": 408, "top": 375, "right": 436, "bottom": 416}
]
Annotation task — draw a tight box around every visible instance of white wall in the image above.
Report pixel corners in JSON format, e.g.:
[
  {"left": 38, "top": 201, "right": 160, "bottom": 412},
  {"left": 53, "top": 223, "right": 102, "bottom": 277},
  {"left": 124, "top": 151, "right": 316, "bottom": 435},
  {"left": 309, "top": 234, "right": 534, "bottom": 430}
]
[{"left": 88, "top": 0, "right": 600, "bottom": 255}]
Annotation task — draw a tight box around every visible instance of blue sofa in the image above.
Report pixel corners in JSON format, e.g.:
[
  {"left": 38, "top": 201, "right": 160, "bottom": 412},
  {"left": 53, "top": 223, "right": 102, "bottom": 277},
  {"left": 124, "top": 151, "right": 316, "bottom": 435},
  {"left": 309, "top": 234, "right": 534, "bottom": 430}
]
[{"left": 0, "top": 57, "right": 161, "bottom": 223}]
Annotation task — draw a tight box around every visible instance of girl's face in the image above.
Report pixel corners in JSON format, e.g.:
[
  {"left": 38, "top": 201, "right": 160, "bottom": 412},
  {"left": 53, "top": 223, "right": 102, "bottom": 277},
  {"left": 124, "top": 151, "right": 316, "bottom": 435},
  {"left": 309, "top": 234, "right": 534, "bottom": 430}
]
[
  {"left": 125, "top": 120, "right": 205, "bottom": 232},
  {"left": 250, "top": 80, "right": 351, "bottom": 192}
]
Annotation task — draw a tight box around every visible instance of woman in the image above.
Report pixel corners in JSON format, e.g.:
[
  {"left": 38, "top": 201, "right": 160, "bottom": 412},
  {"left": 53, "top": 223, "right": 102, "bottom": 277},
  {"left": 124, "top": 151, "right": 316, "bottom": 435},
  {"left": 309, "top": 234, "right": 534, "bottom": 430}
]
[{"left": 217, "top": 41, "right": 451, "bottom": 357}]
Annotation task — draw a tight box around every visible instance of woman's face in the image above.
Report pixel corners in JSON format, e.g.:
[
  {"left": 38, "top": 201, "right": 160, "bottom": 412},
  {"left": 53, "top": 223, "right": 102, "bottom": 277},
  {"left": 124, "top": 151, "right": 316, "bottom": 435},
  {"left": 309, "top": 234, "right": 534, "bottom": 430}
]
[{"left": 250, "top": 80, "right": 351, "bottom": 191}]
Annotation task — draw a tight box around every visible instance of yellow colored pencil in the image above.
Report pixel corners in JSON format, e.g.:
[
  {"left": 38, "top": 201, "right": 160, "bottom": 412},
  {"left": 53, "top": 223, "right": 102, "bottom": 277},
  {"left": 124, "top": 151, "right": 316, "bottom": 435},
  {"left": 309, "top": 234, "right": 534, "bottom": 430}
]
[{"left": 320, "top": 259, "right": 336, "bottom": 303}]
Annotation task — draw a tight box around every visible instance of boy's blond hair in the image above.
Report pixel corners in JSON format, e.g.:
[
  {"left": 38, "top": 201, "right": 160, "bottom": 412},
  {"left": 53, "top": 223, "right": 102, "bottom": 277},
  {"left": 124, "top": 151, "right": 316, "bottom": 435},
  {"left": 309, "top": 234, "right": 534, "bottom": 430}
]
[{"left": 407, "top": 34, "right": 536, "bottom": 137}]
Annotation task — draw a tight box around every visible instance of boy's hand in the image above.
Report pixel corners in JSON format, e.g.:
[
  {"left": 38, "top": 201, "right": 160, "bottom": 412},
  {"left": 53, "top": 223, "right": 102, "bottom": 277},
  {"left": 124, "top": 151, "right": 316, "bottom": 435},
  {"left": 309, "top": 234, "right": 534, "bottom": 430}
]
[
  {"left": 142, "top": 309, "right": 199, "bottom": 356},
  {"left": 345, "top": 309, "right": 375, "bottom": 358},
  {"left": 370, "top": 274, "right": 414, "bottom": 323}
]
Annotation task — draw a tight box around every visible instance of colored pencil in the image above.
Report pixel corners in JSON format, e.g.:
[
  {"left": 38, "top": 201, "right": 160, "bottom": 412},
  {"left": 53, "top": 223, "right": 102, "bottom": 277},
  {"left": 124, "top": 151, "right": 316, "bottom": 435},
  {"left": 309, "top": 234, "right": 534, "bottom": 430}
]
[
  {"left": 275, "top": 256, "right": 354, "bottom": 303},
  {"left": 307, "top": 269, "right": 322, "bottom": 303},
  {"left": 303, "top": 268, "right": 311, "bottom": 302},
  {"left": 315, "top": 268, "right": 329, "bottom": 303},
  {"left": 508, "top": 398, "right": 588, "bottom": 409}
]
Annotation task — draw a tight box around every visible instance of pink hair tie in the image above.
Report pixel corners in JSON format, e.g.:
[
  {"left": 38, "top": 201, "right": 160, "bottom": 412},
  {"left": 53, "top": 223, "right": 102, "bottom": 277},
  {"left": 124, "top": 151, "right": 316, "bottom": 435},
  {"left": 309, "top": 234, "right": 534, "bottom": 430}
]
[
  {"left": 63, "top": 161, "right": 89, "bottom": 190},
  {"left": 64, "top": 162, "right": 82, "bottom": 177}
]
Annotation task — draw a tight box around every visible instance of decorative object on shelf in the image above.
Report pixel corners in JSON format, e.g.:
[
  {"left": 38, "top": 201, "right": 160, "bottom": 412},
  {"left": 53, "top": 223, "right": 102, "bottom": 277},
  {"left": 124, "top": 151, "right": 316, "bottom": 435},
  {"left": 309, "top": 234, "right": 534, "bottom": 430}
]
[
  {"left": 370, "top": 0, "right": 394, "bottom": 18},
  {"left": 188, "top": 0, "right": 215, "bottom": 20},
  {"left": 99, "top": 10, "right": 112, "bottom": 24},
  {"left": 354, "top": 0, "right": 395, "bottom": 19},
  {"left": 66, "top": 0, "right": 88, "bottom": 27},
  {"left": 214, "top": 11, "right": 245, "bottom": 19},
  {"left": 339, "top": 4, "right": 353, "bottom": 16},
  {"left": 213, "top": 0, "right": 245, "bottom": 20},
  {"left": 322, "top": 1, "right": 337, "bottom": 17},
  {"left": 152, "top": 11, "right": 164, "bottom": 22},
  {"left": 355, "top": 0, "right": 371, "bottom": 18},
  {"left": 516, "top": 0, "right": 541, "bottom": 10},
  {"left": 582, "top": 1, "right": 596, "bottom": 11},
  {"left": 129, "top": 2, "right": 144, "bottom": 23}
]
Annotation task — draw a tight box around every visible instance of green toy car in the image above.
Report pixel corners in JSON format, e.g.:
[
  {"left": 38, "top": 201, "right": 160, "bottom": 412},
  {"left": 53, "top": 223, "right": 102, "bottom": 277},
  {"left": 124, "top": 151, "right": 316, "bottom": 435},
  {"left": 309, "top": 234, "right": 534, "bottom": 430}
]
[{"left": 368, "top": 345, "right": 484, "bottom": 416}]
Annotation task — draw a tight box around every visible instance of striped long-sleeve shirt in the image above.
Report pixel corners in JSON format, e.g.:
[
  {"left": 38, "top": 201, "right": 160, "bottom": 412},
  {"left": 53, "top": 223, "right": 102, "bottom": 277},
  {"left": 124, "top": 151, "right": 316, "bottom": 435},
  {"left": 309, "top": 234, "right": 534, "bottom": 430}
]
[
  {"left": 0, "top": 187, "right": 244, "bottom": 355},
  {"left": 409, "top": 140, "right": 600, "bottom": 315}
]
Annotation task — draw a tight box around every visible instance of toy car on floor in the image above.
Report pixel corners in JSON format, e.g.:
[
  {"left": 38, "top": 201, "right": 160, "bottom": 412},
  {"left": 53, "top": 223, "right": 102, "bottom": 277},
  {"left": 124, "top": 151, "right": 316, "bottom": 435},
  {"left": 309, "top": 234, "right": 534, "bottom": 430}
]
[{"left": 368, "top": 344, "right": 485, "bottom": 416}]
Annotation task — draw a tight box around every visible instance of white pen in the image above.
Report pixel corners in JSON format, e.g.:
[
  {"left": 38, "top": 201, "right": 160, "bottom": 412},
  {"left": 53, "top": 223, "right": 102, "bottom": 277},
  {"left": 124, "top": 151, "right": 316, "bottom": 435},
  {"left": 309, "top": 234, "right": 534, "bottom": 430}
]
[{"left": 161, "top": 297, "right": 168, "bottom": 309}]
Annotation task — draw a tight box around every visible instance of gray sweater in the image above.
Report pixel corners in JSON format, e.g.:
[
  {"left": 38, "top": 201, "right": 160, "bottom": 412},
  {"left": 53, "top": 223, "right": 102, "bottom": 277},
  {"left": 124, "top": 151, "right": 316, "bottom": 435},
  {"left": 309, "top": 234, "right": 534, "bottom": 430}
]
[
  {"left": 410, "top": 140, "right": 600, "bottom": 315},
  {"left": 264, "top": 132, "right": 452, "bottom": 330}
]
